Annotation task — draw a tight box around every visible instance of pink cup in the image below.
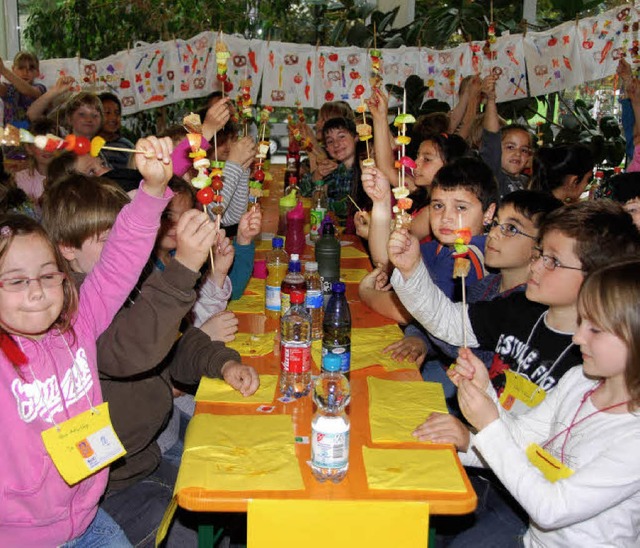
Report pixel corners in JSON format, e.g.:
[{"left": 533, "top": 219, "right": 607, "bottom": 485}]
[{"left": 253, "top": 259, "right": 267, "bottom": 279}]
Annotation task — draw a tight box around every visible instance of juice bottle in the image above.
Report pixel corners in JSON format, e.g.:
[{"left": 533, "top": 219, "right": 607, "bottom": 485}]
[
  {"left": 281, "top": 254, "right": 306, "bottom": 316},
  {"left": 265, "top": 237, "right": 289, "bottom": 319}
]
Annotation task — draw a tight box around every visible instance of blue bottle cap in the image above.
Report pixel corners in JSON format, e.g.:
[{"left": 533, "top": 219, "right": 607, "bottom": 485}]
[
  {"left": 272, "top": 237, "right": 284, "bottom": 248},
  {"left": 331, "top": 281, "right": 346, "bottom": 293},
  {"left": 323, "top": 353, "right": 342, "bottom": 372}
]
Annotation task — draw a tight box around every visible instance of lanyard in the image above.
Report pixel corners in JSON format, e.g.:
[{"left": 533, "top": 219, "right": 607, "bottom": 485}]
[{"left": 543, "top": 382, "right": 629, "bottom": 463}]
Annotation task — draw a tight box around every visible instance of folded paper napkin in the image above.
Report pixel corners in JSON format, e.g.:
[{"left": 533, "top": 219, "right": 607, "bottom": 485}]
[
  {"left": 368, "top": 377, "right": 448, "bottom": 443},
  {"left": 194, "top": 375, "right": 278, "bottom": 404}
]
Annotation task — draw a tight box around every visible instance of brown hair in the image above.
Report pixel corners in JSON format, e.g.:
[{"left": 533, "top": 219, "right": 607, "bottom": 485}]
[
  {"left": 41, "top": 174, "right": 129, "bottom": 248},
  {"left": 538, "top": 200, "right": 640, "bottom": 275},
  {"left": 578, "top": 259, "right": 640, "bottom": 411},
  {"left": 0, "top": 214, "right": 78, "bottom": 334},
  {"left": 64, "top": 91, "right": 104, "bottom": 130},
  {"left": 13, "top": 51, "right": 39, "bottom": 71}
]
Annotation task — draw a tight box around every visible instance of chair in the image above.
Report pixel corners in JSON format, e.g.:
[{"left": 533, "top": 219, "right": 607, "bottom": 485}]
[{"left": 247, "top": 499, "right": 430, "bottom": 547}]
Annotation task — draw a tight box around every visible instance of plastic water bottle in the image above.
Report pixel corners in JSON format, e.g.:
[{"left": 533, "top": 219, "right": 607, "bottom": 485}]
[
  {"left": 322, "top": 282, "right": 352, "bottom": 376},
  {"left": 280, "top": 290, "right": 312, "bottom": 397},
  {"left": 315, "top": 216, "right": 340, "bottom": 306},
  {"left": 311, "top": 353, "right": 350, "bottom": 482},
  {"left": 304, "top": 261, "right": 324, "bottom": 341},
  {"left": 265, "top": 237, "right": 289, "bottom": 319},
  {"left": 310, "top": 182, "right": 328, "bottom": 242},
  {"left": 280, "top": 254, "right": 306, "bottom": 316}
]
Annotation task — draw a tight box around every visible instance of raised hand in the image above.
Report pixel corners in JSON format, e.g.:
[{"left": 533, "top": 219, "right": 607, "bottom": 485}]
[
  {"left": 237, "top": 207, "right": 262, "bottom": 245},
  {"left": 457, "top": 379, "right": 499, "bottom": 431},
  {"left": 366, "top": 87, "right": 389, "bottom": 122},
  {"left": 211, "top": 230, "right": 235, "bottom": 283},
  {"left": 199, "top": 310, "right": 239, "bottom": 342},
  {"left": 360, "top": 263, "right": 391, "bottom": 292},
  {"left": 135, "top": 136, "right": 173, "bottom": 197},
  {"left": 388, "top": 228, "right": 421, "bottom": 279},
  {"left": 481, "top": 74, "right": 498, "bottom": 101},
  {"left": 221, "top": 360, "right": 260, "bottom": 396},
  {"left": 383, "top": 335, "right": 428, "bottom": 365},
  {"left": 447, "top": 347, "right": 490, "bottom": 391},
  {"left": 227, "top": 136, "right": 258, "bottom": 170},
  {"left": 316, "top": 158, "right": 338, "bottom": 178},
  {"left": 354, "top": 210, "right": 370, "bottom": 239},
  {"left": 412, "top": 413, "right": 471, "bottom": 450},
  {"left": 361, "top": 166, "right": 391, "bottom": 204},
  {"left": 203, "top": 97, "right": 232, "bottom": 140},
  {"left": 173, "top": 209, "right": 217, "bottom": 272}
]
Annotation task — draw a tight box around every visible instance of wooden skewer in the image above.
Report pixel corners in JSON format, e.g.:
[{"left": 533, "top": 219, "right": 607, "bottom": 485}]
[
  {"left": 102, "top": 145, "right": 149, "bottom": 154},
  {"left": 204, "top": 204, "right": 215, "bottom": 275},
  {"left": 347, "top": 194, "right": 362, "bottom": 212}
]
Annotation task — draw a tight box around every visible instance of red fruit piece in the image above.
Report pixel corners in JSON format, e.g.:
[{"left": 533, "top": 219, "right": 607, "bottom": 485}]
[
  {"left": 211, "top": 176, "right": 224, "bottom": 190},
  {"left": 224, "top": 80, "right": 234, "bottom": 93},
  {"left": 252, "top": 169, "right": 265, "bottom": 182},
  {"left": 74, "top": 136, "right": 91, "bottom": 155},
  {"left": 196, "top": 187, "right": 215, "bottom": 205}
]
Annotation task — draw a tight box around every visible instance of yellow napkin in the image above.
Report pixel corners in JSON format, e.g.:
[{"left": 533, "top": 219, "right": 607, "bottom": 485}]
[
  {"left": 255, "top": 239, "right": 275, "bottom": 252},
  {"left": 228, "top": 294, "right": 265, "bottom": 314},
  {"left": 340, "top": 268, "right": 369, "bottom": 284},
  {"left": 174, "top": 414, "right": 304, "bottom": 492},
  {"left": 311, "top": 325, "right": 418, "bottom": 373},
  {"left": 340, "top": 246, "right": 368, "bottom": 259},
  {"left": 244, "top": 277, "right": 266, "bottom": 295},
  {"left": 368, "top": 377, "right": 448, "bottom": 443},
  {"left": 226, "top": 332, "right": 276, "bottom": 357},
  {"left": 194, "top": 375, "right": 278, "bottom": 404},
  {"left": 362, "top": 447, "right": 467, "bottom": 492}
]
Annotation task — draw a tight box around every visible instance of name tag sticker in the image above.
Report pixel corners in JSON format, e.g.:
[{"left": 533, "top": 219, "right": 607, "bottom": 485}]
[
  {"left": 526, "top": 443, "right": 574, "bottom": 483},
  {"left": 499, "top": 369, "right": 546, "bottom": 412}
]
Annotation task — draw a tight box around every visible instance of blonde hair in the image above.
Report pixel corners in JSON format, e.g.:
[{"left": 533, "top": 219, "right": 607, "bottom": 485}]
[
  {"left": 13, "top": 51, "right": 39, "bottom": 71},
  {"left": 578, "top": 259, "right": 640, "bottom": 411},
  {"left": 64, "top": 91, "right": 104, "bottom": 131}
]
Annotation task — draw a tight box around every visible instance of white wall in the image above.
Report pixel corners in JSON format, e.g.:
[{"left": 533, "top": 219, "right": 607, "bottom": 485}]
[{"left": 2, "top": 0, "right": 21, "bottom": 61}]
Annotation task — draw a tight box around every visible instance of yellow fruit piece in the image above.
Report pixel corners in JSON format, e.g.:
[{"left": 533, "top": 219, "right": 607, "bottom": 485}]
[{"left": 90, "top": 136, "right": 105, "bottom": 157}]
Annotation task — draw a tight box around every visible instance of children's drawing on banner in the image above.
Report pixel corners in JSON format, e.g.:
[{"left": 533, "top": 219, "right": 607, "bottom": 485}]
[
  {"left": 173, "top": 31, "right": 214, "bottom": 101},
  {"left": 378, "top": 46, "right": 421, "bottom": 90},
  {"left": 261, "top": 42, "right": 316, "bottom": 108},
  {"left": 218, "top": 35, "right": 267, "bottom": 104},
  {"left": 39, "top": 58, "right": 82, "bottom": 92},
  {"left": 79, "top": 53, "right": 137, "bottom": 115},
  {"left": 418, "top": 44, "right": 469, "bottom": 106},
  {"left": 316, "top": 46, "right": 368, "bottom": 109},
  {"left": 129, "top": 41, "right": 175, "bottom": 111},
  {"left": 578, "top": 5, "right": 639, "bottom": 82},
  {"left": 524, "top": 21, "right": 584, "bottom": 96}
]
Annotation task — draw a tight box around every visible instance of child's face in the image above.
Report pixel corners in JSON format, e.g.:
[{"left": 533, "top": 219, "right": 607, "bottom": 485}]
[
  {"left": 75, "top": 155, "right": 110, "bottom": 177},
  {"left": 429, "top": 187, "right": 493, "bottom": 245},
  {"left": 324, "top": 128, "right": 357, "bottom": 164},
  {"left": 624, "top": 197, "right": 640, "bottom": 229},
  {"left": 414, "top": 140, "right": 444, "bottom": 187},
  {"left": 101, "top": 100, "right": 122, "bottom": 135},
  {"left": 0, "top": 234, "right": 64, "bottom": 339},
  {"left": 501, "top": 129, "right": 532, "bottom": 176},
  {"left": 13, "top": 62, "right": 38, "bottom": 84},
  {"left": 484, "top": 204, "right": 538, "bottom": 270},
  {"left": 69, "top": 104, "right": 102, "bottom": 138},
  {"left": 157, "top": 192, "right": 193, "bottom": 253},
  {"left": 62, "top": 230, "right": 110, "bottom": 274},
  {"left": 26, "top": 143, "right": 55, "bottom": 170},
  {"left": 573, "top": 316, "right": 627, "bottom": 381},
  {"left": 526, "top": 230, "right": 584, "bottom": 308}
]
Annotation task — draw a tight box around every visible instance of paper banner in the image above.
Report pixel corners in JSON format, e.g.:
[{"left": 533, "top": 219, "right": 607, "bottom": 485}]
[
  {"left": 363, "top": 447, "right": 467, "bottom": 492},
  {"left": 39, "top": 58, "right": 83, "bottom": 91},
  {"left": 194, "top": 374, "right": 278, "bottom": 403},
  {"left": 418, "top": 44, "right": 469, "bottom": 105},
  {"left": 128, "top": 41, "right": 176, "bottom": 111},
  {"left": 368, "top": 377, "right": 448, "bottom": 443},
  {"left": 78, "top": 53, "right": 138, "bottom": 115},
  {"left": 524, "top": 21, "right": 584, "bottom": 96},
  {"left": 172, "top": 31, "right": 215, "bottom": 101},
  {"left": 316, "top": 46, "right": 368, "bottom": 110},
  {"left": 578, "top": 5, "right": 639, "bottom": 83},
  {"left": 218, "top": 36, "right": 268, "bottom": 104},
  {"left": 379, "top": 46, "right": 421, "bottom": 90},
  {"left": 261, "top": 41, "right": 317, "bottom": 108}
]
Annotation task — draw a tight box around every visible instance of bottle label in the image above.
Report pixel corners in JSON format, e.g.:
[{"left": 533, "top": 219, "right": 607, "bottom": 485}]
[
  {"left": 320, "top": 276, "right": 337, "bottom": 296},
  {"left": 310, "top": 207, "right": 326, "bottom": 235},
  {"left": 265, "top": 285, "right": 281, "bottom": 312},
  {"left": 312, "top": 427, "right": 349, "bottom": 469},
  {"left": 281, "top": 343, "right": 311, "bottom": 374},
  {"left": 305, "top": 289, "right": 323, "bottom": 309},
  {"left": 281, "top": 292, "right": 291, "bottom": 316},
  {"left": 322, "top": 345, "right": 351, "bottom": 373}
]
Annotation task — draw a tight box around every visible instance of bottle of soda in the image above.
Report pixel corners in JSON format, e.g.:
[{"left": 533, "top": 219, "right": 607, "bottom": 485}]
[
  {"left": 280, "top": 289, "right": 312, "bottom": 397},
  {"left": 280, "top": 254, "right": 306, "bottom": 316},
  {"left": 322, "top": 282, "right": 351, "bottom": 376},
  {"left": 304, "top": 261, "right": 323, "bottom": 340},
  {"left": 311, "top": 353, "right": 350, "bottom": 482},
  {"left": 309, "top": 182, "right": 328, "bottom": 242},
  {"left": 265, "top": 237, "right": 289, "bottom": 319},
  {"left": 315, "top": 216, "right": 340, "bottom": 306},
  {"left": 285, "top": 201, "right": 306, "bottom": 256}
]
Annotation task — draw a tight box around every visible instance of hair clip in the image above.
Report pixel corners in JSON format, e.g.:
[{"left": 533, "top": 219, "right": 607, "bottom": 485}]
[{"left": 0, "top": 226, "right": 12, "bottom": 238}]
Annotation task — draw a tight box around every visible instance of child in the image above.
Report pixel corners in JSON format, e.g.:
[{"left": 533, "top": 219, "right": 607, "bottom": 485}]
[
  {"left": 41, "top": 173, "right": 259, "bottom": 546},
  {"left": 609, "top": 171, "right": 640, "bottom": 228},
  {"left": 63, "top": 91, "right": 103, "bottom": 139},
  {"left": 529, "top": 144, "right": 594, "bottom": 204},
  {"left": 98, "top": 92, "right": 135, "bottom": 170},
  {"left": 481, "top": 74, "right": 533, "bottom": 196},
  {"left": 14, "top": 117, "right": 58, "bottom": 202},
  {"left": 0, "top": 136, "right": 173, "bottom": 546},
  {"left": 0, "top": 52, "right": 45, "bottom": 127},
  {"left": 449, "top": 258, "right": 640, "bottom": 546}
]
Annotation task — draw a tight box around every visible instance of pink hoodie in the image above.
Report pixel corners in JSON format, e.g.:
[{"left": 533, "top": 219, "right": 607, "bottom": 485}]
[{"left": 0, "top": 184, "right": 172, "bottom": 546}]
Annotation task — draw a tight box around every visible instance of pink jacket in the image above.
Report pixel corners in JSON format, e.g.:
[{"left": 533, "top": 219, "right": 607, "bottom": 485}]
[{"left": 0, "top": 184, "right": 172, "bottom": 546}]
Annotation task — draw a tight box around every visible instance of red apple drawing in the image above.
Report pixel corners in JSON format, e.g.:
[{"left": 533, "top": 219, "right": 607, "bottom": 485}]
[
  {"left": 328, "top": 53, "right": 339, "bottom": 62},
  {"left": 293, "top": 73, "right": 303, "bottom": 84},
  {"left": 145, "top": 71, "right": 151, "bottom": 78},
  {"left": 583, "top": 40, "right": 594, "bottom": 49},
  {"left": 325, "top": 90, "right": 335, "bottom": 101},
  {"left": 548, "top": 37, "right": 558, "bottom": 47}
]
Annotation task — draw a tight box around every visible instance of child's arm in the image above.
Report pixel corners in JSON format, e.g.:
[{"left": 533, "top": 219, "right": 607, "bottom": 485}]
[
  {"left": 229, "top": 207, "right": 261, "bottom": 300},
  {"left": 0, "top": 58, "right": 44, "bottom": 99},
  {"left": 77, "top": 136, "right": 174, "bottom": 338},
  {"left": 481, "top": 74, "right": 500, "bottom": 133},
  {"left": 219, "top": 137, "right": 254, "bottom": 226},
  {"left": 26, "top": 75, "right": 74, "bottom": 121},
  {"left": 358, "top": 265, "right": 413, "bottom": 324},
  {"left": 388, "top": 228, "right": 479, "bottom": 347},
  {"left": 361, "top": 166, "right": 392, "bottom": 267},
  {"left": 447, "top": 77, "right": 474, "bottom": 134},
  {"left": 202, "top": 97, "right": 232, "bottom": 141},
  {"left": 455, "top": 76, "right": 482, "bottom": 140},
  {"left": 368, "top": 88, "right": 400, "bottom": 187}
]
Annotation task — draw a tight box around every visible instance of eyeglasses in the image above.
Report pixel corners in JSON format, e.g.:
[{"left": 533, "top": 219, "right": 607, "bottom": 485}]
[
  {"left": 0, "top": 272, "right": 66, "bottom": 292},
  {"left": 530, "top": 248, "right": 583, "bottom": 272},
  {"left": 489, "top": 219, "right": 536, "bottom": 240},
  {"left": 502, "top": 143, "right": 532, "bottom": 156}
]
